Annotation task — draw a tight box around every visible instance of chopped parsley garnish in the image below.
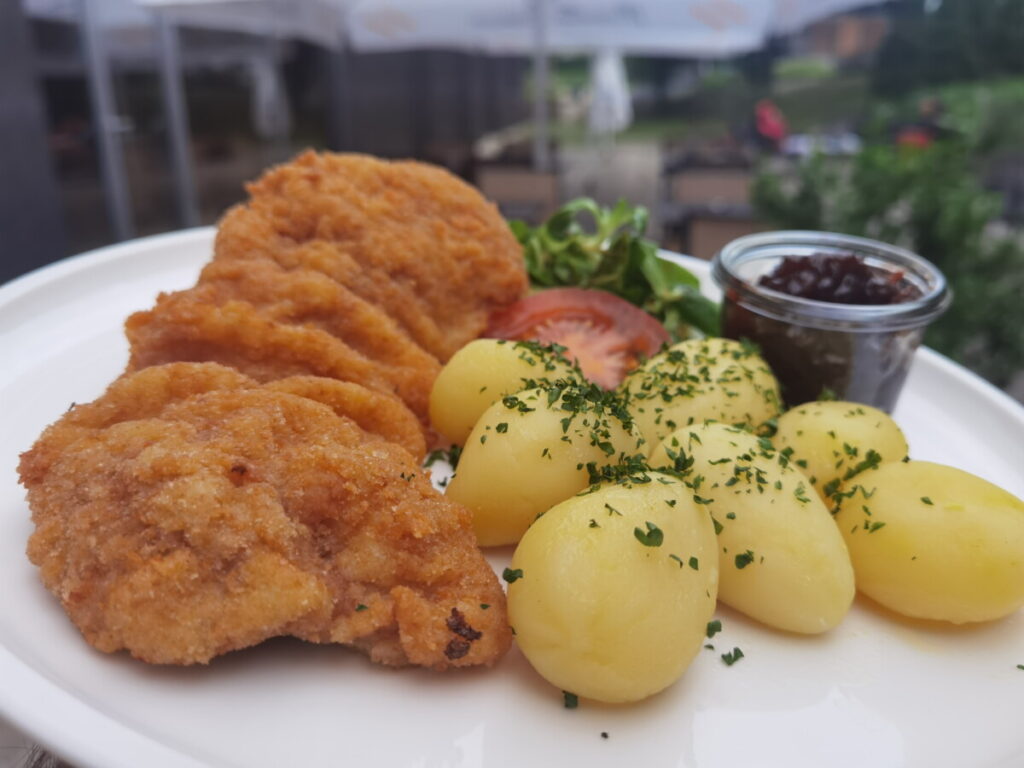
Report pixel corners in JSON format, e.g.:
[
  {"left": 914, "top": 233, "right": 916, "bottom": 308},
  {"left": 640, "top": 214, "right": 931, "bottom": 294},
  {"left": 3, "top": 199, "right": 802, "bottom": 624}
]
[
  {"left": 920, "top": 496, "right": 934, "bottom": 505},
  {"left": 842, "top": 449, "right": 882, "bottom": 480},
  {"left": 480, "top": 603, "right": 490, "bottom": 610},
  {"left": 495, "top": 422, "right": 509, "bottom": 434},
  {"left": 355, "top": 603, "right": 368, "bottom": 612},
  {"left": 706, "top": 620, "right": 722, "bottom": 638},
  {"left": 502, "top": 567, "right": 524, "bottom": 583},
  {"left": 688, "top": 556, "right": 700, "bottom": 571},
  {"left": 794, "top": 482, "right": 812, "bottom": 504},
  {"left": 868, "top": 521, "right": 886, "bottom": 533},
  {"left": 734, "top": 550, "right": 756, "bottom": 569},
  {"left": 563, "top": 691, "right": 579, "bottom": 709},
  {"left": 584, "top": 453, "right": 656, "bottom": 490},
  {"left": 721, "top": 647, "right": 744, "bottom": 666},
  {"left": 634, "top": 521, "right": 664, "bottom": 547}
]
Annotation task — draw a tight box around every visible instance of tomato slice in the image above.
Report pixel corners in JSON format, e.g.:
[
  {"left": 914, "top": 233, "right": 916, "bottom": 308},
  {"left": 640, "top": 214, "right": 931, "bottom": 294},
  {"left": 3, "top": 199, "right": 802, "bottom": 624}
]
[{"left": 485, "top": 288, "right": 670, "bottom": 389}]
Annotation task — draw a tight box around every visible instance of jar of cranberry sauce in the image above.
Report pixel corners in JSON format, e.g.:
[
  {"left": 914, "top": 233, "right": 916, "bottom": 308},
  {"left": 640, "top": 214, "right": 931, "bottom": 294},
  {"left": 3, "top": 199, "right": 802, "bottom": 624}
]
[{"left": 711, "top": 231, "right": 951, "bottom": 412}]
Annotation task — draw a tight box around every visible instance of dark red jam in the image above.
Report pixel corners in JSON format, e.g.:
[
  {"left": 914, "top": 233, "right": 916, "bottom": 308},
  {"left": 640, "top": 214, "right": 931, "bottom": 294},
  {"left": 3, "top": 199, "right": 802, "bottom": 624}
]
[
  {"left": 723, "top": 255, "right": 926, "bottom": 411},
  {"left": 758, "top": 254, "right": 919, "bottom": 305}
]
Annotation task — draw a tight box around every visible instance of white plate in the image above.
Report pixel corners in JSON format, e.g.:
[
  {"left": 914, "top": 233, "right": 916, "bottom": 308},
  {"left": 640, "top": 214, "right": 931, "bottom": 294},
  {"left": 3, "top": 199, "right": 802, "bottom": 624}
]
[{"left": 1, "top": 229, "right": 1022, "bottom": 768}]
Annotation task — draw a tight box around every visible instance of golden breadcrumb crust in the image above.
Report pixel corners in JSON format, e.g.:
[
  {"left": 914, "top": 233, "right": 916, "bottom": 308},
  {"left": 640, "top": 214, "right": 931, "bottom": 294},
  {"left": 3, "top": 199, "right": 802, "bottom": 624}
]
[{"left": 19, "top": 364, "right": 510, "bottom": 668}]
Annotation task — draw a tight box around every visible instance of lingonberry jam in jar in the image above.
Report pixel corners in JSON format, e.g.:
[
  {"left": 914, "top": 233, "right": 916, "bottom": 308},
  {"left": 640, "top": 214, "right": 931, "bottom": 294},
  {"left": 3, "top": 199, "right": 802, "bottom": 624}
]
[{"left": 711, "top": 232, "right": 951, "bottom": 412}]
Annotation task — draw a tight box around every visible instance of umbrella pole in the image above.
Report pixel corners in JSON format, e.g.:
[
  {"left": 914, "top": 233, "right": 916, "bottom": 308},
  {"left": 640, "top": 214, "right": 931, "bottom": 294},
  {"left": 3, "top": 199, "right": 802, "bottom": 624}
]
[
  {"left": 154, "top": 10, "right": 199, "bottom": 228},
  {"left": 79, "top": 0, "right": 134, "bottom": 241},
  {"left": 530, "top": 0, "right": 550, "bottom": 173}
]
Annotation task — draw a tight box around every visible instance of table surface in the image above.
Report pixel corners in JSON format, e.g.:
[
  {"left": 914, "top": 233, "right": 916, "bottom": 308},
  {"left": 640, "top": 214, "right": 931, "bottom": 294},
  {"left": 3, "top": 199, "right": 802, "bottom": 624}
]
[{"left": 1, "top": 713, "right": 34, "bottom": 766}]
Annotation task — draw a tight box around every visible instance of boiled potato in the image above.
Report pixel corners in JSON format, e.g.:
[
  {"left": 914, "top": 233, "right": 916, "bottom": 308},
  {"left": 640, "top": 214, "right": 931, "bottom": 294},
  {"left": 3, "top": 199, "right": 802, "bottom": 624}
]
[
  {"left": 622, "top": 337, "right": 781, "bottom": 446},
  {"left": 775, "top": 401, "right": 909, "bottom": 501},
  {"left": 446, "top": 382, "right": 640, "bottom": 546},
  {"left": 430, "top": 339, "right": 575, "bottom": 445},
  {"left": 507, "top": 474, "right": 718, "bottom": 703},
  {"left": 649, "top": 422, "right": 855, "bottom": 633},
  {"left": 835, "top": 461, "right": 1024, "bottom": 623}
]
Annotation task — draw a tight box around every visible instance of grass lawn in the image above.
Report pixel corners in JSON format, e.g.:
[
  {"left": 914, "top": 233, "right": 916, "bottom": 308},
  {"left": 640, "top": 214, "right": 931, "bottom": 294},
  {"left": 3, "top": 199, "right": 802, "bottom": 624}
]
[{"left": 553, "top": 115, "right": 730, "bottom": 146}]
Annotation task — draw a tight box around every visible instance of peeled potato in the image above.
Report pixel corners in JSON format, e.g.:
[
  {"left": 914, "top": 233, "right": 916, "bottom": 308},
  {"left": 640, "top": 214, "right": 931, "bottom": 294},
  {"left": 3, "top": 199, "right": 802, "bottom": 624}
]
[
  {"left": 429, "top": 339, "right": 575, "bottom": 445},
  {"left": 835, "top": 461, "right": 1024, "bottom": 623},
  {"left": 446, "top": 382, "right": 639, "bottom": 546},
  {"left": 622, "top": 337, "right": 781, "bottom": 446},
  {"left": 649, "top": 422, "right": 855, "bottom": 633},
  {"left": 774, "top": 401, "right": 909, "bottom": 500},
  {"left": 507, "top": 474, "right": 718, "bottom": 703}
]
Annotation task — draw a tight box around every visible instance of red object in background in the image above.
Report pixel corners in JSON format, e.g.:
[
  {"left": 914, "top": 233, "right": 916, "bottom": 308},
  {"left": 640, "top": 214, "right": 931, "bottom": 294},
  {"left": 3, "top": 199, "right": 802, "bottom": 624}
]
[
  {"left": 485, "top": 288, "right": 671, "bottom": 389},
  {"left": 896, "top": 126, "right": 935, "bottom": 148},
  {"left": 755, "top": 99, "right": 788, "bottom": 149}
]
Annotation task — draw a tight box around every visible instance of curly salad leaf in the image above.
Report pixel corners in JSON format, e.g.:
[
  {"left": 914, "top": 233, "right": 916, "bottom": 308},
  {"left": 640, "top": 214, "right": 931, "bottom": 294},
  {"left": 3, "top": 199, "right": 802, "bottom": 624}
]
[{"left": 511, "top": 198, "right": 720, "bottom": 339}]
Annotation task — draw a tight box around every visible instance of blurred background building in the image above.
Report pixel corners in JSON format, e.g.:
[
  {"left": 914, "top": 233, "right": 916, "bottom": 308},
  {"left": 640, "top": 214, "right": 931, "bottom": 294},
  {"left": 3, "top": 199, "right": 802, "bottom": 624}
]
[{"left": 3, "top": 0, "right": 1024, "bottom": 395}]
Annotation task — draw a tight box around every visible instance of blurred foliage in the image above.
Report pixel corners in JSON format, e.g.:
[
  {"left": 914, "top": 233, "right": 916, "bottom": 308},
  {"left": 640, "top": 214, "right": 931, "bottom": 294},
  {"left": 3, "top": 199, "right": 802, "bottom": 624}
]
[
  {"left": 550, "top": 57, "right": 592, "bottom": 93},
  {"left": 871, "top": 0, "right": 1024, "bottom": 98},
  {"left": 752, "top": 143, "right": 1024, "bottom": 386},
  {"left": 774, "top": 56, "right": 837, "bottom": 83},
  {"left": 673, "top": 67, "right": 755, "bottom": 129},
  {"left": 865, "top": 76, "right": 1024, "bottom": 158},
  {"left": 773, "top": 74, "right": 869, "bottom": 133}
]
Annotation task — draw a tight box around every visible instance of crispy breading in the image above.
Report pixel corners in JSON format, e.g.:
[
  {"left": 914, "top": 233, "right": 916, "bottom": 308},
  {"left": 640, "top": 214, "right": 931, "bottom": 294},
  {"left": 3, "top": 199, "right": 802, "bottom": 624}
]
[
  {"left": 125, "top": 285, "right": 436, "bottom": 433},
  {"left": 159, "top": 257, "right": 443, "bottom": 429},
  {"left": 19, "top": 365, "right": 510, "bottom": 668},
  {"left": 124, "top": 294, "right": 421, "bottom": 414},
  {"left": 212, "top": 151, "right": 528, "bottom": 361},
  {"left": 23, "top": 362, "right": 426, "bottom": 477},
  {"left": 195, "top": 257, "right": 442, "bottom": 399},
  {"left": 267, "top": 376, "right": 426, "bottom": 460}
]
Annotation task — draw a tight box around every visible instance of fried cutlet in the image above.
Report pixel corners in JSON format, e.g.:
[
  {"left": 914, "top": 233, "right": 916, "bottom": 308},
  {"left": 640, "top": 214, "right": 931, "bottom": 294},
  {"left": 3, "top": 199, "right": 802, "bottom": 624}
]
[
  {"left": 197, "top": 258, "right": 442, "bottom": 387},
  {"left": 19, "top": 364, "right": 510, "bottom": 668},
  {"left": 125, "top": 285, "right": 436, "bottom": 430},
  {"left": 190, "top": 257, "right": 440, "bottom": 425},
  {"left": 212, "top": 151, "right": 528, "bottom": 361},
  {"left": 124, "top": 292, "right": 429, "bottom": 415},
  {"left": 267, "top": 375, "right": 426, "bottom": 461}
]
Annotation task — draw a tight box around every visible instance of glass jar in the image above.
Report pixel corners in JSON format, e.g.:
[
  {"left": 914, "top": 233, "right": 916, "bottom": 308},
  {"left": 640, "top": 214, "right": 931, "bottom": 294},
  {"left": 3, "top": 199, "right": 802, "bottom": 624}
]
[{"left": 711, "top": 231, "right": 951, "bottom": 412}]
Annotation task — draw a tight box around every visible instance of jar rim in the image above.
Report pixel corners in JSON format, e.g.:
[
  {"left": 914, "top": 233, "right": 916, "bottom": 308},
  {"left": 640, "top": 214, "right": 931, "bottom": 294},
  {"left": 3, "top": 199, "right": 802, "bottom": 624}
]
[{"left": 711, "top": 230, "right": 952, "bottom": 331}]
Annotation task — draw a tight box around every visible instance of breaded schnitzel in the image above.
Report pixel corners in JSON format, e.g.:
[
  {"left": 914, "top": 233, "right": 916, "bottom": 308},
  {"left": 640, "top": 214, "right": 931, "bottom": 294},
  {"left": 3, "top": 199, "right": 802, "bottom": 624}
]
[
  {"left": 211, "top": 151, "right": 528, "bottom": 362},
  {"left": 125, "top": 294, "right": 397, "bottom": 403},
  {"left": 196, "top": 257, "right": 442, "bottom": 403},
  {"left": 125, "top": 287, "right": 436, "bottom": 431},
  {"left": 125, "top": 152, "right": 526, "bottom": 431},
  {"left": 19, "top": 363, "right": 509, "bottom": 668}
]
